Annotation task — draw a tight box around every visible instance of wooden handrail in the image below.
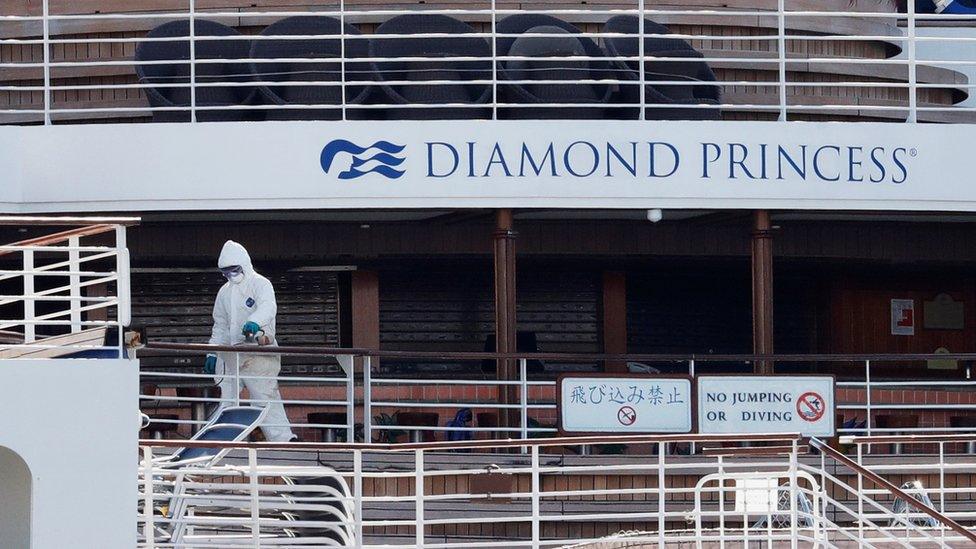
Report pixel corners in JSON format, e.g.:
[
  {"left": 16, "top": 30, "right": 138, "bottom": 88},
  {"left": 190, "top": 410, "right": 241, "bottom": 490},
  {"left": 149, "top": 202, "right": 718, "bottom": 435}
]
[
  {"left": 140, "top": 432, "right": 803, "bottom": 452},
  {"left": 0, "top": 224, "right": 119, "bottom": 258},
  {"left": 810, "top": 437, "right": 976, "bottom": 544},
  {"left": 145, "top": 341, "right": 976, "bottom": 363}
]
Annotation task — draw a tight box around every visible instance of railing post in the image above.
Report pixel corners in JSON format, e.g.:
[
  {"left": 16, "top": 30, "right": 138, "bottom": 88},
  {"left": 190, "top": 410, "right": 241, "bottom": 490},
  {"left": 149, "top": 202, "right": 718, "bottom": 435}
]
[
  {"left": 856, "top": 442, "right": 864, "bottom": 542},
  {"left": 657, "top": 443, "right": 665, "bottom": 549},
  {"left": 234, "top": 352, "right": 241, "bottom": 406},
  {"left": 42, "top": 0, "right": 51, "bottom": 125},
  {"left": 777, "top": 0, "right": 787, "bottom": 121},
  {"left": 688, "top": 360, "right": 696, "bottom": 455},
  {"left": 354, "top": 449, "right": 364, "bottom": 545},
  {"left": 189, "top": 0, "right": 197, "bottom": 123},
  {"left": 531, "top": 444, "right": 541, "bottom": 548},
  {"left": 865, "top": 359, "right": 872, "bottom": 454},
  {"left": 939, "top": 441, "right": 946, "bottom": 545},
  {"left": 142, "top": 446, "right": 155, "bottom": 549},
  {"left": 907, "top": 0, "right": 917, "bottom": 123},
  {"left": 68, "top": 236, "right": 81, "bottom": 334},
  {"left": 415, "top": 449, "right": 425, "bottom": 548},
  {"left": 818, "top": 451, "right": 827, "bottom": 541},
  {"left": 363, "top": 355, "right": 372, "bottom": 444},
  {"left": 717, "top": 455, "right": 725, "bottom": 545},
  {"left": 115, "top": 225, "right": 131, "bottom": 338},
  {"left": 248, "top": 448, "right": 260, "bottom": 548},
  {"left": 520, "top": 358, "right": 529, "bottom": 447},
  {"left": 491, "top": 0, "right": 497, "bottom": 120},
  {"left": 23, "top": 250, "right": 35, "bottom": 343},
  {"left": 339, "top": 0, "right": 346, "bottom": 121},
  {"left": 638, "top": 0, "right": 645, "bottom": 121},
  {"left": 346, "top": 354, "right": 356, "bottom": 443},
  {"left": 789, "top": 439, "right": 798, "bottom": 549}
]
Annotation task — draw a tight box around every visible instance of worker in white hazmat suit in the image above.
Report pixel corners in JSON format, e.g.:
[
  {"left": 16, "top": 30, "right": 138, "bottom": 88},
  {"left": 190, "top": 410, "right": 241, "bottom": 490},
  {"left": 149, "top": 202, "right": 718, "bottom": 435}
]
[{"left": 203, "top": 240, "right": 297, "bottom": 442}]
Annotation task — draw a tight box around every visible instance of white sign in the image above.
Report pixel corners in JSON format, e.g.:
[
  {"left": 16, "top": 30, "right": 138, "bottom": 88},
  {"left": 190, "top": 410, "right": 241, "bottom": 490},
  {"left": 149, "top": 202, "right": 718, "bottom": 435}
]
[
  {"left": 559, "top": 376, "right": 692, "bottom": 433},
  {"left": 891, "top": 299, "right": 916, "bottom": 336},
  {"left": 0, "top": 120, "right": 971, "bottom": 213},
  {"left": 698, "top": 376, "right": 835, "bottom": 437}
]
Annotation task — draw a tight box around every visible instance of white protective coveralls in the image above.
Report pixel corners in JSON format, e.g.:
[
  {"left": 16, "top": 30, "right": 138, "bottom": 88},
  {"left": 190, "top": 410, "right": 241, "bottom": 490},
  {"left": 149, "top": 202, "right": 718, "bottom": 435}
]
[{"left": 210, "top": 240, "right": 295, "bottom": 442}]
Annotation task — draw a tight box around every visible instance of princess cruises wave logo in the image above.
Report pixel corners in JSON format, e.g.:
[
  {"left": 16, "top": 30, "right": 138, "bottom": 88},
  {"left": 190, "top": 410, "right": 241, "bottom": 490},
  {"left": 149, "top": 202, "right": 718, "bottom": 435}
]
[{"left": 320, "top": 139, "right": 406, "bottom": 180}]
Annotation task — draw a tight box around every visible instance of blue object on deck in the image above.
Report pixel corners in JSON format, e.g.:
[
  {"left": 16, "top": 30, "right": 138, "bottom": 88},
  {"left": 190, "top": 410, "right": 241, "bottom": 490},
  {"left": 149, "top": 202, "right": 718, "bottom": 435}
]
[
  {"left": 446, "top": 408, "right": 473, "bottom": 442},
  {"left": 62, "top": 348, "right": 124, "bottom": 359},
  {"left": 918, "top": 0, "right": 976, "bottom": 13},
  {"left": 943, "top": 1, "right": 976, "bottom": 14}
]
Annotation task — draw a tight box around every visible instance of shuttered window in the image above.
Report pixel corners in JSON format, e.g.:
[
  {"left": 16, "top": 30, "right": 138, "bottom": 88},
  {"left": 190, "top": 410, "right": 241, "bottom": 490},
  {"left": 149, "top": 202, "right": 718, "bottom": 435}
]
[
  {"left": 379, "top": 267, "right": 600, "bottom": 374},
  {"left": 132, "top": 270, "right": 340, "bottom": 375}
]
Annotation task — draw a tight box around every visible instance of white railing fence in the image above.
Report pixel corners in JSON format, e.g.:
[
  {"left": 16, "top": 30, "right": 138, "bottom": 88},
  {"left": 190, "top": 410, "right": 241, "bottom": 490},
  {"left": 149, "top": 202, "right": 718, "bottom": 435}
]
[
  {"left": 2, "top": 0, "right": 976, "bottom": 124},
  {"left": 843, "top": 434, "right": 976, "bottom": 527},
  {"left": 808, "top": 436, "right": 976, "bottom": 547},
  {"left": 139, "top": 343, "right": 976, "bottom": 456},
  {"left": 137, "top": 434, "right": 976, "bottom": 548},
  {"left": 0, "top": 216, "right": 136, "bottom": 358}
]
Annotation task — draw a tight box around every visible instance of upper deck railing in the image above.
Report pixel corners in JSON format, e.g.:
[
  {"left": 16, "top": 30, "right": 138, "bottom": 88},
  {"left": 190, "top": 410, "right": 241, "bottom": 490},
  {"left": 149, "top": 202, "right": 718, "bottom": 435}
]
[{"left": 2, "top": 0, "right": 975, "bottom": 125}]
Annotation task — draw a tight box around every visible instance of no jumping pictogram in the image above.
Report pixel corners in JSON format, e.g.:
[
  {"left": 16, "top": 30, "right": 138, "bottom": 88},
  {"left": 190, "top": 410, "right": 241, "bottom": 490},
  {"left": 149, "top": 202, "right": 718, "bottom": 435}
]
[
  {"left": 796, "top": 391, "right": 826, "bottom": 422},
  {"left": 617, "top": 406, "right": 637, "bottom": 426}
]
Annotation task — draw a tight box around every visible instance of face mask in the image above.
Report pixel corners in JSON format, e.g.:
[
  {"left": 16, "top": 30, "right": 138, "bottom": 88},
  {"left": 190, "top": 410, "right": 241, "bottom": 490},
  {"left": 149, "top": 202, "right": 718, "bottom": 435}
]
[{"left": 220, "top": 264, "right": 244, "bottom": 284}]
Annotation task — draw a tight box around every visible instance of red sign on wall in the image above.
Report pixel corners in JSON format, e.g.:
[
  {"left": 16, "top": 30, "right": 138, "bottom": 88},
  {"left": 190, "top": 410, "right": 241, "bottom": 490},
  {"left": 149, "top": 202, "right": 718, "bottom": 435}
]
[{"left": 891, "top": 299, "right": 915, "bottom": 336}]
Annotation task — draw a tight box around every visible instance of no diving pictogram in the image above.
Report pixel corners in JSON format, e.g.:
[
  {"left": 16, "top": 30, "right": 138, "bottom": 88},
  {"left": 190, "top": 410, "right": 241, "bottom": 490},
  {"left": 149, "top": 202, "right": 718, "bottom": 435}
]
[
  {"left": 617, "top": 406, "right": 637, "bottom": 426},
  {"left": 796, "top": 392, "right": 826, "bottom": 422}
]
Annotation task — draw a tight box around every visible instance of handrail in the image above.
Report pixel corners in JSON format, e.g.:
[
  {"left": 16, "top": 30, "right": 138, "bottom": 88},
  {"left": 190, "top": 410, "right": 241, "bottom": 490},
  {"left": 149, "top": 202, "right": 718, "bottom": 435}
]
[
  {"left": 145, "top": 341, "right": 976, "bottom": 363},
  {"left": 140, "top": 432, "right": 803, "bottom": 452},
  {"left": 0, "top": 224, "right": 118, "bottom": 258},
  {"left": 0, "top": 216, "right": 140, "bottom": 227},
  {"left": 843, "top": 433, "right": 976, "bottom": 443},
  {"left": 809, "top": 437, "right": 976, "bottom": 544}
]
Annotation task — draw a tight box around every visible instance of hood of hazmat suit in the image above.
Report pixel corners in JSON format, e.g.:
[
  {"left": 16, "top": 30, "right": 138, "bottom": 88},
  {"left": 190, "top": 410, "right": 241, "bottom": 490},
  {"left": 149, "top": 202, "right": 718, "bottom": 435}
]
[{"left": 210, "top": 240, "right": 277, "bottom": 346}]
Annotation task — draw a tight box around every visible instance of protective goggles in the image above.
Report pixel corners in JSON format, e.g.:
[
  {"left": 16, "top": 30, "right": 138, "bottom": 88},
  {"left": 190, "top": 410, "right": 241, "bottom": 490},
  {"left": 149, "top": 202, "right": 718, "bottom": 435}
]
[{"left": 219, "top": 265, "right": 244, "bottom": 279}]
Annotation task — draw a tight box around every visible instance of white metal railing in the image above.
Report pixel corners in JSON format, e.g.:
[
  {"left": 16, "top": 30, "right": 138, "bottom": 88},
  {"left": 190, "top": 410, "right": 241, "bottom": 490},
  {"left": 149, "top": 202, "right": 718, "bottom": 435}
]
[
  {"left": 137, "top": 344, "right": 976, "bottom": 457},
  {"left": 840, "top": 434, "right": 976, "bottom": 530},
  {"left": 2, "top": 1, "right": 976, "bottom": 124},
  {"left": 137, "top": 434, "right": 975, "bottom": 548},
  {"left": 0, "top": 217, "right": 137, "bottom": 358}
]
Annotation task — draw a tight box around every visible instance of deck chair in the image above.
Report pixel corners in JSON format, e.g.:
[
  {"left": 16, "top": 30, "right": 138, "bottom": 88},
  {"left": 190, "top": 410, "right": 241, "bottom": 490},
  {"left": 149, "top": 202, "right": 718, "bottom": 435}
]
[
  {"left": 748, "top": 483, "right": 816, "bottom": 529},
  {"left": 370, "top": 14, "right": 492, "bottom": 120},
  {"left": 142, "top": 405, "right": 269, "bottom": 545},
  {"left": 603, "top": 16, "right": 721, "bottom": 120},
  {"left": 496, "top": 14, "right": 614, "bottom": 120},
  {"left": 135, "top": 20, "right": 258, "bottom": 122},
  {"left": 890, "top": 480, "right": 939, "bottom": 528},
  {"left": 280, "top": 469, "right": 357, "bottom": 546},
  {"left": 250, "top": 16, "right": 375, "bottom": 120}
]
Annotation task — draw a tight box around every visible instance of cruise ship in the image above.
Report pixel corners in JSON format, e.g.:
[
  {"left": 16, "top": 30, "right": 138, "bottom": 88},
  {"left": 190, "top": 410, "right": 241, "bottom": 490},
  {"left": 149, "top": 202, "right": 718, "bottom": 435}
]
[{"left": 2, "top": 0, "right": 976, "bottom": 546}]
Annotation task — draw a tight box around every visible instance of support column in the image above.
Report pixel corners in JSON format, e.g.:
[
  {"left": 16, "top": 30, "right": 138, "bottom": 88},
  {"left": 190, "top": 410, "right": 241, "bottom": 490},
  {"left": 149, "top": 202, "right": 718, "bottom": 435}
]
[
  {"left": 349, "top": 271, "right": 380, "bottom": 437},
  {"left": 351, "top": 271, "right": 380, "bottom": 351},
  {"left": 493, "top": 209, "right": 518, "bottom": 432},
  {"left": 751, "top": 210, "right": 775, "bottom": 374},
  {"left": 602, "top": 271, "right": 628, "bottom": 372}
]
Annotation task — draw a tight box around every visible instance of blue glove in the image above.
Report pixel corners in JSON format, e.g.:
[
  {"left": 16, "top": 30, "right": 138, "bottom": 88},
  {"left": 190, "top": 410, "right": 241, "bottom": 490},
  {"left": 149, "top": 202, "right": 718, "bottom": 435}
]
[
  {"left": 203, "top": 354, "right": 217, "bottom": 375},
  {"left": 242, "top": 321, "right": 261, "bottom": 337}
]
